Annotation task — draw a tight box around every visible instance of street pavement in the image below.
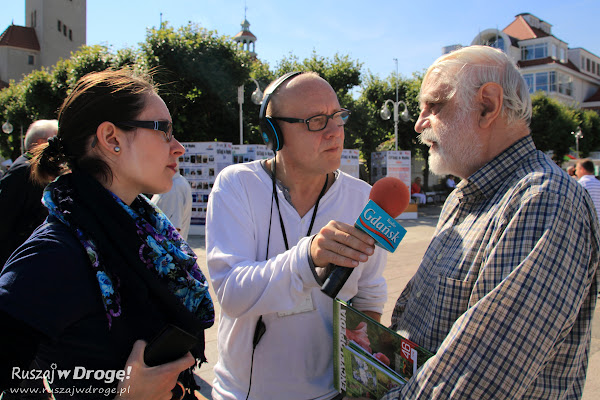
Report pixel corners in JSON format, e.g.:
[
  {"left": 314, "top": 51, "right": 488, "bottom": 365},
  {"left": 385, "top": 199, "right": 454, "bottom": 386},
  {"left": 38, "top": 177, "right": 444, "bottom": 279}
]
[{"left": 188, "top": 205, "right": 600, "bottom": 400}]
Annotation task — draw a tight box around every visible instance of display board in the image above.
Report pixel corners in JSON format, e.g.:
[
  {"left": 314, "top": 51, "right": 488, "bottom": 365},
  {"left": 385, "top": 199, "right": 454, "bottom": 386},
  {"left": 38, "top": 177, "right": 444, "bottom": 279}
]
[
  {"left": 179, "top": 142, "right": 233, "bottom": 234},
  {"left": 370, "top": 151, "right": 411, "bottom": 189},
  {"left": 340, "top": 149, "right": 360, "bottom": 178}
]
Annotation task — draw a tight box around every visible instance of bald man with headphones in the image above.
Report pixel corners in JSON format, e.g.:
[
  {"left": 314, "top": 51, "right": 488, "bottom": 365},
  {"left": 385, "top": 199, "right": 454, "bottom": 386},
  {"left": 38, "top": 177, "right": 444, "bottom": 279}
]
[{"left": 206, "top": 72, "right": 387, "bottom": 400}]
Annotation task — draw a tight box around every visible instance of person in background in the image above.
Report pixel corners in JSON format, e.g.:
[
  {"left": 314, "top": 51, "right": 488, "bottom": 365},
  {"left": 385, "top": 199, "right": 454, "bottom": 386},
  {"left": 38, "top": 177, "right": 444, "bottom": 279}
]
[
  {"left": 0, "top": 69, "right": 214, "bottom": 399},
  {"left": 576, "top": 159, "right": 600, "bottom": 222},
  {"left": 152, "top": 164, "right": 193, "bottom": 240},
  {"left": 382, "top": 45, "right": 599, "bottom": 399},
  {"left": 410, "top": 176, "right": 427, "bottom": 204},
  {"left": 206, "top": 72, "right": 387, "bottom": 400},
  {"left": 567, "top": 165, "right": 577, "bottom": 178},
  {"left": 0, "top": 119, "right": 58, "bottom": 266}
]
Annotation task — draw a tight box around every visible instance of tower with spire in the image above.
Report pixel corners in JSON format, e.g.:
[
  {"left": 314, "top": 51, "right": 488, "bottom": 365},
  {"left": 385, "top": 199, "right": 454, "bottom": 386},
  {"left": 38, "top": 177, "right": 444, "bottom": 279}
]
[{"left": 233, "top": 4, "right": 257, "bottom": 58}]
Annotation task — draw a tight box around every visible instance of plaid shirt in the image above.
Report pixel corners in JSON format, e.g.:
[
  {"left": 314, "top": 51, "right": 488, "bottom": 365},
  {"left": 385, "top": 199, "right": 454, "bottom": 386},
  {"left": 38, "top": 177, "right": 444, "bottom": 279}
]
[{"left": 384, "top": 136, "right": 600, "bottom": 399}]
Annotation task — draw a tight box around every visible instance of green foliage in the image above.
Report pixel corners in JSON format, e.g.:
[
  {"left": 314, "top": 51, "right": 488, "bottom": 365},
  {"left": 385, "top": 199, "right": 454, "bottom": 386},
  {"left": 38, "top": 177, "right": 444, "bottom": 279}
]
[
  {"left": 529, "top": 92, "right": 591, "bottom": 162},
  {"left": 21, "top": 69, "right": 63, "bottom": 120},
  {"left": 0, "top": 84, "right": 27, "bottom": 160},
  {"left": 576, "top": 108, "right": 600, "bottom": 157},
  {"left": 352, "top": 71, "right": 424, "bottom": 182},
  {"left": 274, "top": 51, "right": 361, "bottom": 97},
  {"left": 140, "top": 23, "right": 250, "bottom": 143}
]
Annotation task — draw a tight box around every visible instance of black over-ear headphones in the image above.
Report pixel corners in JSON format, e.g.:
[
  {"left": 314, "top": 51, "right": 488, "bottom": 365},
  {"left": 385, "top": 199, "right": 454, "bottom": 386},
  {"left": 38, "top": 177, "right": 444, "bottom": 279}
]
[{"left": 259, "top": 71, "right": 302, "bottom": 151}]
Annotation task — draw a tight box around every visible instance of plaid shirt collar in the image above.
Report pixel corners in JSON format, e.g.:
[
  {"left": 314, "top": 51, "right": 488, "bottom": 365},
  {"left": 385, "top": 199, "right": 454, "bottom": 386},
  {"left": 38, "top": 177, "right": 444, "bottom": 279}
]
[{"left": 454, "top": 135, "right": 536, "bottom": 204}]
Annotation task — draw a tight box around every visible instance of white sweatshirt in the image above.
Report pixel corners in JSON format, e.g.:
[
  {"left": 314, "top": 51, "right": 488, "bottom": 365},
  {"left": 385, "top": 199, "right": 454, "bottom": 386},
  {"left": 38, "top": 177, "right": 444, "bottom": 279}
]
[{"left": 206, "top": 161, "right": 387, "bottom": 400}]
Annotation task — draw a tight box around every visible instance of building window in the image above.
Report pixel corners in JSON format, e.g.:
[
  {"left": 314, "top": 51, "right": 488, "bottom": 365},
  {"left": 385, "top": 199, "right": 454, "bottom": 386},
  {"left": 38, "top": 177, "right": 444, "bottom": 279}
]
[
  {"left": 28, "top": 55, "right": 34, "bottom": 65},
  {"left": 69, "top": 29, "right": 72, "bottom": 41},
  {"left": 525, "top": 72, "right": 569, "bottom": 96},
  {"left": 548, "top": 71, "right": 556, "bottom": 93},
  {"left": 521, "top": 43, "right": 548, "bottom": 60},
  {"left": 63, "top": 25, "right": 67, "bottom": 36},
  {"left": 536, "top": 71, "right": 549, "bottom": 92},
  {"left": 558, "top": 72, "right": 573, "bottom": 96},
  {"left": 58, "top": 20, "right": 62, "bottom": 31},
  {"left": 523, "top": 74, "right": 534, "bottom": 93},
  {"left": 484, "top": 36, "right": 504, "bottom": 51}
]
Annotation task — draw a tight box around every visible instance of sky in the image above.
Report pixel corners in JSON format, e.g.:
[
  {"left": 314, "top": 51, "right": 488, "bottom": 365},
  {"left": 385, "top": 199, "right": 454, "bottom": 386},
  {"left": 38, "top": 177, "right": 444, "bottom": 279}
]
[{"left": 2, "top": 0, "right": 600, "bottom": 82}]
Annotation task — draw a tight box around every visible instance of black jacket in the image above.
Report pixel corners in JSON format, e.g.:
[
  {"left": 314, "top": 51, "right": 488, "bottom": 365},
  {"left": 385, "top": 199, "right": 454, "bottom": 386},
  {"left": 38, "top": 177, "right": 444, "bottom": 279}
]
[{"left": 0, "top": 154, "right": 48, "bottom": 266}]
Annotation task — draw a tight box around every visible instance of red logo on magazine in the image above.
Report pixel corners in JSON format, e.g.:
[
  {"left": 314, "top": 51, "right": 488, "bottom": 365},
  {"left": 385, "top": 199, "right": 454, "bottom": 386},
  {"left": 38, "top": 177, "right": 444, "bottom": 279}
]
[{"left": 401, "top": 339, "right": 417, "bottom": 362}]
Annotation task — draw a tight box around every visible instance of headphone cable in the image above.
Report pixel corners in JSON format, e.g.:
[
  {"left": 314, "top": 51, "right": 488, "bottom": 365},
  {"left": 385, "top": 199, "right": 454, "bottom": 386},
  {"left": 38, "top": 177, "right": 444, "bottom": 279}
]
[{"left": 246, "top": 315, "right": 266, "bottom": 400}]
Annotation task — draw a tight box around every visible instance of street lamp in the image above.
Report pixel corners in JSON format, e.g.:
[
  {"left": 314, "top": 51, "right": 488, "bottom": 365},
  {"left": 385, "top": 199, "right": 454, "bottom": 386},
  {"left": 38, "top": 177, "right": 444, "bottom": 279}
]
[
  {"left": 238, "top": 79, "right": 263, "bottom": 145},
  {"left": 380, "top": 59, "right": 410, "bottom": 151},
  {"left": 2, "top": 121, "right": 13, "bottom": 135},
  {"left": 572, "top": 126, "right": 583, "bottom": 158},
  {"left": 3, "top": 121, "right": 24, "bottom": 154}
]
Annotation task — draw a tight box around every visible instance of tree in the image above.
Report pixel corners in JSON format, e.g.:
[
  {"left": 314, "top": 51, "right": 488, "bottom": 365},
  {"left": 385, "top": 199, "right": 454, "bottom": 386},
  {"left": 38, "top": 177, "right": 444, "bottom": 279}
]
[
  {"left": 0, "top": 84, "right": 28, "bottom": 160},
  {"left": 273, "top": 51, "right": 361, "bottom": 98},
  {"left": 353, "top": 71, "right": 424, "bottom": 183},
  {"left": 530, "top": 92, "right": 583, "bottom": 162},
  {"left": 575, "top": 108, "right": 600, "bottom": 158},
  {"left": 140, "top": 23, "right": 251, "bottom": 144}
]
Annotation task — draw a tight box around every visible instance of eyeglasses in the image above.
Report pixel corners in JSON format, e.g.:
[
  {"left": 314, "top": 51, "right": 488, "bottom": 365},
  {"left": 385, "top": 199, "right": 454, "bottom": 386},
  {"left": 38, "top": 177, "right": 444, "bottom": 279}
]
[
  {"left": 271, "top": 109, "right": 351, "bottom": 132},
  {"left": 115, "top": 120, "right": 173, "bottom": 142}
]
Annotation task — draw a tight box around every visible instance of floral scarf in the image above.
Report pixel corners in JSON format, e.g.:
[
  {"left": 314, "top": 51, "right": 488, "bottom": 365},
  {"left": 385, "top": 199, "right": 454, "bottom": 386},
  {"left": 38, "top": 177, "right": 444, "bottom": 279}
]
[{"left": 42, "top": 171, "right": 214, "bottom": 335}]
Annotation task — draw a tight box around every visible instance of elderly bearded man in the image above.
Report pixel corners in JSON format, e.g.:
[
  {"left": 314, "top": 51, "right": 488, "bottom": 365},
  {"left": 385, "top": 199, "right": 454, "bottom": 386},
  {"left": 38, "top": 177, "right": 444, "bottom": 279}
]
[{"left": 382, "top": 46, "right": 599, "bottom": 400}]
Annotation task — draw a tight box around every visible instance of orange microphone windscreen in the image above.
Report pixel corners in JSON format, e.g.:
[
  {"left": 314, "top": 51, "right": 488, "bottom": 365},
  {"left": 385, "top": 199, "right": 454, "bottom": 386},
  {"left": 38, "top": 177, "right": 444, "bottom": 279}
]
[{"left": 369, "top": 177, "right": 410, "bottom": 218}]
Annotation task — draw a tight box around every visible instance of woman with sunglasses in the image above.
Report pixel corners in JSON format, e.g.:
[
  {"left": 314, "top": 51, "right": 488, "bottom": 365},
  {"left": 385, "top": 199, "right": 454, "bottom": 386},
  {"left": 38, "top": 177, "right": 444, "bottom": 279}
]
[{"left": 0, "top": 69, "right": 214, "bottom": 399}]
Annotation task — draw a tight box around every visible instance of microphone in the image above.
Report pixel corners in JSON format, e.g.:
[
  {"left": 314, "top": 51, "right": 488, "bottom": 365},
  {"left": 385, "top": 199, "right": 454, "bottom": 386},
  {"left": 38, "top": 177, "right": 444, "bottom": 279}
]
[{"left": 321, "top": 177, "right": 410, "bottom": 299}]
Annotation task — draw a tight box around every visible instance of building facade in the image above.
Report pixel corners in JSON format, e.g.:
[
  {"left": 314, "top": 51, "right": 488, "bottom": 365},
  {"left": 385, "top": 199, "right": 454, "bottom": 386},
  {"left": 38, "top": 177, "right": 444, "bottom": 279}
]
[
  {"left": 0, "top": 0, "right": 86, "bottom": 88},
  {"left": 444, "top": 13, "right": 600, "bottom": 112}
]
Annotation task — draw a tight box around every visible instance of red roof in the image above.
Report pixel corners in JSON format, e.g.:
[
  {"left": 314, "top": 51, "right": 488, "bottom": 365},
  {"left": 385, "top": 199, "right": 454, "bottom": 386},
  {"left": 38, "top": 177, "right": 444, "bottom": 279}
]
[
  {"left": 0, "top": 25, "right": 40, "bottom": 51},
  {"left": 233, "top": 30, "right": 256, "bottom": 41},
  {"left": 503, "top": 14, "right": 550, "bottom": 40}
]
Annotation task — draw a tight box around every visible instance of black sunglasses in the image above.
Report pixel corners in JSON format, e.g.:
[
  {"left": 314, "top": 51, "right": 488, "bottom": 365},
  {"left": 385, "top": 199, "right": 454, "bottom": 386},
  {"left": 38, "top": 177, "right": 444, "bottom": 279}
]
[
  {"left": 115, "top": 120, "right": 173, "bottom": 142},
  {"left": 271, "top": 109, "right": 351, "bottom": 132}
]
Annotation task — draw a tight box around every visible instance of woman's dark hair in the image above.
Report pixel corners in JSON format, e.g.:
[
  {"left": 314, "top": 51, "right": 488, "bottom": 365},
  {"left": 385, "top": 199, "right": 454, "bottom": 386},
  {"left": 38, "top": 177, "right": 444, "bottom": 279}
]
[{"left": 31, "top": 68, "right": 157, "bottom": 184}]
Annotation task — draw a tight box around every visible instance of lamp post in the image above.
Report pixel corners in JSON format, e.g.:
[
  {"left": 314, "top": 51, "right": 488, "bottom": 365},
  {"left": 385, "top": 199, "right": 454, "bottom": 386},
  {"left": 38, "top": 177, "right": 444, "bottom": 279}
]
[
  {"left": 3, "top": 121, "right": 25, "bottom": 155},
  {"left": 4, "top": 121, "right": 24, "bottom": 154},
  {"left": 572, "top": 126, "right": 583, "bottom": 158},
  {"left": 2, "top": 120, "right": 17, "bottom": 155},
  {"left": 380, "top": 59, "right": 410, "bottom": 151},
  {"left": 1, "top": 121, "right": 12, "bottom": 135},
  {"left": 238, "top": 79, "right": 263, "bottom": 145}
]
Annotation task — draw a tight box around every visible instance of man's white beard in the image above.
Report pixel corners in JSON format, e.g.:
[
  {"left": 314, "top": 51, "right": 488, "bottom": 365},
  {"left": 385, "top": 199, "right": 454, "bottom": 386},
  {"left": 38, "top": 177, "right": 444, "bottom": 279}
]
[{"left": 420, "top": 115, "right": 482, "bottom": 178}]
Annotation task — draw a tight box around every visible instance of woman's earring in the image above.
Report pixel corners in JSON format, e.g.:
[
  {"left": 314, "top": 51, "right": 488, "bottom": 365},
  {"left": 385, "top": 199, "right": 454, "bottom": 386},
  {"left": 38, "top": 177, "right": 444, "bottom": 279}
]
[{"left": 114, "top": 146, "right": 121, "bottom": 153}]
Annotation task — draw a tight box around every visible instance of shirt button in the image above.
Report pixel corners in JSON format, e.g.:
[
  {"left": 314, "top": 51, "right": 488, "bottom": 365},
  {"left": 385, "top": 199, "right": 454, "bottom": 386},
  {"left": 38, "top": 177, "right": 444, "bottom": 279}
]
[
  {"left": 415, "top": 291, "right": 421, "bottom": 298},
  {"left": 437, "top": 254, "right": 443, "bottom": 260}
]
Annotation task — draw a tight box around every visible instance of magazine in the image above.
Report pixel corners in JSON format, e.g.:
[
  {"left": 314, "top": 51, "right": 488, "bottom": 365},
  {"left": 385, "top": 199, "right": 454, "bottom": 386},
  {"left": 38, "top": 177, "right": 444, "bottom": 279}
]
[
  {"left": 333, "top": 299, "right": 434, "bottom": 397},
  {"left": 343, "top": 343, "right": 406, "bottom": 398}
]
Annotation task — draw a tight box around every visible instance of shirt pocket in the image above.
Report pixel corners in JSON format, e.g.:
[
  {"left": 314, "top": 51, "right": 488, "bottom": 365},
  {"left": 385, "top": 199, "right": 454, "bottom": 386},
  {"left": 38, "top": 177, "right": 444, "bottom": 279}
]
[{"left": 431, "top": 276, "right": 474, "bottom": 347}]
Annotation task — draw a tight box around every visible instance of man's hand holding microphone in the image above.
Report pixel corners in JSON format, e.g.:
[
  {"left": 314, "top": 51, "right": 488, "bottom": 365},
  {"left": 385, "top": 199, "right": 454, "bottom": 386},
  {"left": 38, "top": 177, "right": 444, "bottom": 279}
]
[{"left": 310, "top": 177, "right": 411, "bottom": 299}]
